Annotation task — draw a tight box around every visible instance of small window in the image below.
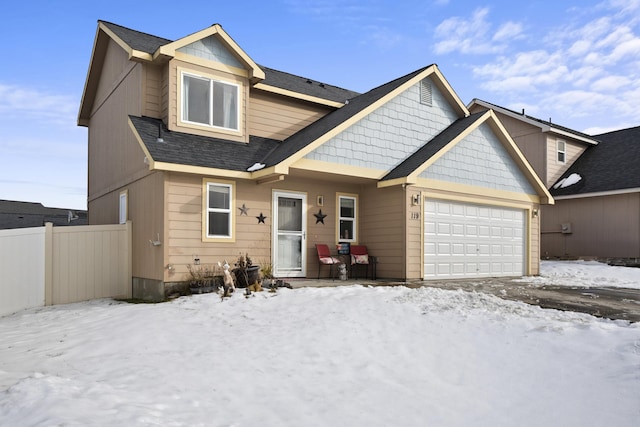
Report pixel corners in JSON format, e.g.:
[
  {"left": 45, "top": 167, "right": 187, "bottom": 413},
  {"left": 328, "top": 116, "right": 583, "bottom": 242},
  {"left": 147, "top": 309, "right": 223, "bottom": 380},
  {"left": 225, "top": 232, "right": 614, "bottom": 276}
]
[
  {"left": 557, "top": 140, "right": 566, "bottom": 163},
  {"left": 205, "top": 182, "right": 233, "bottom": 239},
  {"left": 420, "top": 79, "right": 432, "bottom": 106},
  {"left": 119, "top": 190, "right": 127, "bottom": 224},
  {"left": 182, "top": 72, "right": 239, "bottom": 131},
  {"left": 338, "top": 195, "right": 357, "bottom": 242}
]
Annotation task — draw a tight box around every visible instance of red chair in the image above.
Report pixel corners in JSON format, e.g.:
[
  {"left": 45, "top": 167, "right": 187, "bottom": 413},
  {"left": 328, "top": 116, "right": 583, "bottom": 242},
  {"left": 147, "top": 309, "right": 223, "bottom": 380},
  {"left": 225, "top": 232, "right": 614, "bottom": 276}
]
[
  {"left": 316, "top": 244, "right": 342, "bottom": 280},
  {"left": 350, "top": 245, "right": 371, "bottom": 279}
]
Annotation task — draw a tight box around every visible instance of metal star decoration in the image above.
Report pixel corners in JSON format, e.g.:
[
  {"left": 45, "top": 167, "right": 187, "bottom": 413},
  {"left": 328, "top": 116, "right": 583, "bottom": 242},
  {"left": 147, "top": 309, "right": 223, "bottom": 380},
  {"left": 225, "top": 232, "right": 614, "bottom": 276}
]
[
  {"left": 256, "top": 212, "right": 267, "bottom": 224},
  {"left": 314, "top": 209, "right": 327, "bottom": 224},
  {"left": 238, "top": 204, "right": 249, "bottom": 215}
]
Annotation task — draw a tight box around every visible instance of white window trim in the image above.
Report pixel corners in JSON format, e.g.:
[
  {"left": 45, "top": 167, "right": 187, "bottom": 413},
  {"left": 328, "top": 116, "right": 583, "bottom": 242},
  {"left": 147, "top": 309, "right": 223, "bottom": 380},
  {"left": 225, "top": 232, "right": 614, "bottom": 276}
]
[
  {"left": 180, "top": 70, "right": 240, "bottom": 133},
  {"left": 337, "top": 193, "right": 358, "bottom": 243},
  {"left": 202, "top": 179, "right": 235, "bottom": 242},
  {"left": 119, "top": 190, "right": 128, "bottom": 225},
  {"left": 557, "top": 140, "right": 566, "bottom": 164}
]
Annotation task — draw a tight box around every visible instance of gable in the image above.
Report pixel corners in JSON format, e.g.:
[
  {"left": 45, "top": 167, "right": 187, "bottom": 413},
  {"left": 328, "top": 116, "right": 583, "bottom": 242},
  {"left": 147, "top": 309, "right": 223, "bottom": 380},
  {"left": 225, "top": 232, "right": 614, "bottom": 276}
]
[
  {"left": 177, "top": 35, "right": 244, "bottom": 69},
  {"left": 302, "top": 77, "right": 460, "bottom": 172},
  {"left": 420, "top": 122, "right": 537, "bottom": 195}
]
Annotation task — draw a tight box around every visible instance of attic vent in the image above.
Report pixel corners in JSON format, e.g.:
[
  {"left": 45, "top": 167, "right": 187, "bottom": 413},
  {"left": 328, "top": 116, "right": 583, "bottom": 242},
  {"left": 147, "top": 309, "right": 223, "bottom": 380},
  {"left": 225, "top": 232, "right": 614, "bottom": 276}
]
[{"left": 420, "top": 79, "right": 432, "bottom": 106}]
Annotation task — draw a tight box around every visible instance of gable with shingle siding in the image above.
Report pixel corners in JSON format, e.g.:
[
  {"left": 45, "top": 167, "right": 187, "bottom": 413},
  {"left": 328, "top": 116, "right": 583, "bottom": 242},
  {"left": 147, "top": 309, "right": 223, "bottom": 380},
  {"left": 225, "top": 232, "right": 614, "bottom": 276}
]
[
  {"left": 420, "top": 122, "right": 537, "bottom": 195},
  {"left": 303, "top": 77, "right": 458, "bottom": 170}
]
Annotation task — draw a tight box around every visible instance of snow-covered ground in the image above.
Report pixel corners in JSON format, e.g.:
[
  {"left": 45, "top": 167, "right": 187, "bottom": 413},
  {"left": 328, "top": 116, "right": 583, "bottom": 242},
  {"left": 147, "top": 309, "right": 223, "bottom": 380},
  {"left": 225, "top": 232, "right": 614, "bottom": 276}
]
[
  {"left": 1, "top": 262, "right": 639, "bottom": 426},
  {"left": 518, "top": 260, "right": 640, "bottom": 289}
]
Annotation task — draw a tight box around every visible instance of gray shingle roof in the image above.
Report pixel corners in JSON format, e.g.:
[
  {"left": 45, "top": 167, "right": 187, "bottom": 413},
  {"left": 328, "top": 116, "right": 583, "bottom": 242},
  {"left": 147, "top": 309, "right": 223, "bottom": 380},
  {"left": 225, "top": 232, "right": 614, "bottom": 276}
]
[
  {"left": 0, "top": 200, "right": 87, "bottom": 229},
  {"left": 100, "top": 21, "right": 171, "bottom": 54},
  {"left": 129, "top": 116, "right": 280, "bottom": 171},
  {"left": 472, "top": 98, "right": 597, "bottom": 142},
  {"left": 382, "top": 112, "right": 486, "bottom": 181},
  {"left": 259, "top": 66, "right": 360, "bottom": 104},
  {"left": 99, "top": 21, "right": 359, "bottom": 104},
  {"left": 261, "top": 66, "right": 433, "bottom": 167},
  {"left": 550, "top": 125, "right": 640, "bottom": 196}
]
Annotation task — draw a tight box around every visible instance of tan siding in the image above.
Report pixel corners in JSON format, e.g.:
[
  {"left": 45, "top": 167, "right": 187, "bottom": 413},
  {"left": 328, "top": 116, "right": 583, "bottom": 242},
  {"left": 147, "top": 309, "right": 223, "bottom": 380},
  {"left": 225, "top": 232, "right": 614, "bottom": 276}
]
[
  {"left": 165, "top": 173, "right": 376, "bottom": 281},
  {"left": 361, "top": 186, "right": 407, "bottom": 279},
  {"left": 530, "top": 205, "right": 540, "bottom": 275},
  {"left": 94, "top": 39, "right": 131, "bottom": 109},
  {"left": 248, "top": 90, "right": 333, "bottom": 140},
  {"left": 143, "top": 64, "right": 163, "bottom": 118},
  {"left": 88, "top": 62, "right": 146, "bottom": 201},
  {"left": 129, "top": 172, "right": 166, "bottom": 280},
  {"left": 162, "top": 65, "right": 169, "bottom": 122},
  {"left": 541, "top": 193, "right": 640, "bottom": 258},
  {"left": 546, "top": 137, "right": 587, "bottom": 186}
]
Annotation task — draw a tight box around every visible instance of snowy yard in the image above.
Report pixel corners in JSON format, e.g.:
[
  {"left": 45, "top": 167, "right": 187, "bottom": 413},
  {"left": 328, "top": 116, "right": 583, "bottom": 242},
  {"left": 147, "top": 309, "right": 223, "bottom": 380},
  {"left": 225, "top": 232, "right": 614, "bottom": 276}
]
[{"left": 1, "top": 261, "right": 639, "bottom": 426}]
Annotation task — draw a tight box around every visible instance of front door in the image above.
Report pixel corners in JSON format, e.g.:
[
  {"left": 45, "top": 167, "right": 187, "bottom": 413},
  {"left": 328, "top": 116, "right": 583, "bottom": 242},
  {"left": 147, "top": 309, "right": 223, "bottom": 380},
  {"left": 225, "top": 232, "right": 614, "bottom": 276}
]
[{"left": 273, "top": 191, "right": 307, "bottom": 277}]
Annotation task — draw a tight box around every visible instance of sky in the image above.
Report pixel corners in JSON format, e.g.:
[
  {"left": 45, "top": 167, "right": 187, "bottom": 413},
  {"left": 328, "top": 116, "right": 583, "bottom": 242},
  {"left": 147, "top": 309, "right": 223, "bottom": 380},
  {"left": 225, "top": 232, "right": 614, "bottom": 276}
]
[{"left": 1, "top": 0, "right": 639, "bottom": 210}]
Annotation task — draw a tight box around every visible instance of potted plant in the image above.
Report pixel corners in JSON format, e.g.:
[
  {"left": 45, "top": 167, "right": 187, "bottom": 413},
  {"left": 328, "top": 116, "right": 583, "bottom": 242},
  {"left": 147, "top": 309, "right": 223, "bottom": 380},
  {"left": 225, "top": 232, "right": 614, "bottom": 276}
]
[
  {"left": 260, "top": 261, "right": 275, "bottom": 289},
  {"left": 233, "top": 252, "right": 260, "bottom": 288},
  {"left": 187, "top": 264, "right": 223, "bottom": 294}
]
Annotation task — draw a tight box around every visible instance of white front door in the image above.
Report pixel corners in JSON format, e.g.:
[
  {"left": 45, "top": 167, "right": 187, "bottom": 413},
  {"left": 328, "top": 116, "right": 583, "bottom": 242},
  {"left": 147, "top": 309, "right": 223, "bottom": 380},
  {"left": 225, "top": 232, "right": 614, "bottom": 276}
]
[{"left": 273, "top": 191, "right": 307, "bottom": 277}]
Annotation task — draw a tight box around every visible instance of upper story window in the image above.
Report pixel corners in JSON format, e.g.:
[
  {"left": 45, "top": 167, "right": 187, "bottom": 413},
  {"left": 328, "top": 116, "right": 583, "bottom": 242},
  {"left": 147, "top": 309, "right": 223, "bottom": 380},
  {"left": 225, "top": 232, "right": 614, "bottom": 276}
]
[
  {"left": 182, "top": 72, "right": 239, "bottom": 131},
  {"left": 557, "top": 140, "right": 566, "bottom": 163},
  {"left": 204, "top": 180, "right": 234, "bottom": 240},
  {"left": 338, "top": 194, "right": 357, "bottom": 242}
]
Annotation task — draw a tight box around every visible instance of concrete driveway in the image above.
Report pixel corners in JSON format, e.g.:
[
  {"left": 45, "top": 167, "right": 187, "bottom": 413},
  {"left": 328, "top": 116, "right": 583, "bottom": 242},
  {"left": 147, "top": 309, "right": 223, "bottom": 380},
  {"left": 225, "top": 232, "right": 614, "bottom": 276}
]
[{"left": 289, "top": 277, "right": 640, "bottom": 323}]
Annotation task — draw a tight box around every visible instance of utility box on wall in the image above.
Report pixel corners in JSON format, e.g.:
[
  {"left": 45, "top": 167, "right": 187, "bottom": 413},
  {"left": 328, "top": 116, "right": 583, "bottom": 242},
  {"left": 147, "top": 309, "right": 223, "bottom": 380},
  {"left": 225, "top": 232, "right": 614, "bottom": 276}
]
[{"left": 561, "top": 223, "right": 572, "bottom": 234}]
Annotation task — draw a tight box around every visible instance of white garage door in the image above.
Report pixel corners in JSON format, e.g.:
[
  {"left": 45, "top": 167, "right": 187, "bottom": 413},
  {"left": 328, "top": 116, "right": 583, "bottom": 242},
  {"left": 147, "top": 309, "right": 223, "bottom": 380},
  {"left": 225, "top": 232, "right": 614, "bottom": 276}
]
[{"left": 424, "top": 199, "right": 525, "bottom": 279}]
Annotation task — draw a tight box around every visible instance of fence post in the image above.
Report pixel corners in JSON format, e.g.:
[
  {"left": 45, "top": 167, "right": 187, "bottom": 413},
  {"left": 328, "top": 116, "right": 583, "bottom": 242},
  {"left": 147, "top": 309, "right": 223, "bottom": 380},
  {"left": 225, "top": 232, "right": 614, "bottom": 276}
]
[
  {"left": 44, "top": 222, "right": 53, "bottom": 306},
  {"left": 126, "top": 220, "right": 133, "bottom": 298}
]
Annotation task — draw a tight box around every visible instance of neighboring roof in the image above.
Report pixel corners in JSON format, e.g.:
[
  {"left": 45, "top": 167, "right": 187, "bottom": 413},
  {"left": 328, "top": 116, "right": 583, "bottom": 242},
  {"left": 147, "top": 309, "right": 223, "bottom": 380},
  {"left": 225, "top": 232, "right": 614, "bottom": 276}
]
[
  {"left": 260, "top": 65, "right": 436, "bottom": 167},
  {"left": 468, "top": 99, "right": 599, "bottom": 146},
  {"left": 382, "top": 112, "right": 486, "bottom": 181},
  {"left": 129, "top": 116, "right": 279, "bottom": 172},
  {"left": 550, "top": 125, "right": 640, "bottom": 197},
  {"left": 0, "top": 200, "right": 87, "bottom": 230}
]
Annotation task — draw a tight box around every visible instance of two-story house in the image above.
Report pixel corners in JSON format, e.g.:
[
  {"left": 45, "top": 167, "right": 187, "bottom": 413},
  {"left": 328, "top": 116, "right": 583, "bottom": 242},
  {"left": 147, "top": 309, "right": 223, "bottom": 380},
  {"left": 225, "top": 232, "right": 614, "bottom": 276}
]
[{"left": 78, "top": 21, "right": 552, "bottom": 300}]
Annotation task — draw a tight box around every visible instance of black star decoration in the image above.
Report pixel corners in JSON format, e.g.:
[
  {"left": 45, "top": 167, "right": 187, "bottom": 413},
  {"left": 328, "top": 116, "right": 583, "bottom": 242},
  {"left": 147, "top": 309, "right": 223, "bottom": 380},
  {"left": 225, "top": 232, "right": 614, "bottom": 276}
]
[
  {"left": 238, "top": 204, "right": 249, "bottom": 216},
  {"left": 314, "top": 209, "right": 327, "bottom": 224},
  {"left": 256, "top": 212, "right": 267, "bottom": 224}
]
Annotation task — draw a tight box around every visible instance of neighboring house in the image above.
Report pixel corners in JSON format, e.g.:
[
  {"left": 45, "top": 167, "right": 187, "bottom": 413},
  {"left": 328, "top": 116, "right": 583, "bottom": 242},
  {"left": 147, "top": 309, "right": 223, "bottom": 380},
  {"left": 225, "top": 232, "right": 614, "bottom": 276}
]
[
  {"left": 468, "top": 100, "right": 639, "bottom": 259},
  {"left": 0, "top": 200, "right": 87, "bottom": 230},
  {"left": 468, "top": 99, "right": 600, "bottom": 188},
  {"left": 544, "top": 126, "right": 640, "bottom": 259},
  {"left": 78, "top": 21, "right": 552, "bottom": 299}
]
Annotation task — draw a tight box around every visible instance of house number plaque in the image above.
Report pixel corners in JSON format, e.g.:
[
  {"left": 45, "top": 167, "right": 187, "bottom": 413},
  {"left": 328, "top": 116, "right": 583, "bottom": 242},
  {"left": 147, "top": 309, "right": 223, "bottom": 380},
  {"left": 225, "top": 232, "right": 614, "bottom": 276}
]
[{"left": 410, "top": 212, "right": 420, "bottom": 220}]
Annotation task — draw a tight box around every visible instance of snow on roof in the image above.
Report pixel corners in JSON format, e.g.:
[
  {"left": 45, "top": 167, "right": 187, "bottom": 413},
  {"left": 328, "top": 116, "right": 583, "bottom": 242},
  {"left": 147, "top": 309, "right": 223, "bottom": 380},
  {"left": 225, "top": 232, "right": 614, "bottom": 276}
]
[{"left": 553, "top": 173, "right": 582, "bottom": 189}]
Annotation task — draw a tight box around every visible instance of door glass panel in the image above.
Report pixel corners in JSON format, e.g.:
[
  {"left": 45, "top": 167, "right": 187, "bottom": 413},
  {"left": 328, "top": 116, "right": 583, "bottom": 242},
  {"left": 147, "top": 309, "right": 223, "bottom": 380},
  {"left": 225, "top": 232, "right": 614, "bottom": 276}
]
[
  {"left": 278, "top": 197, "right": 302, "bottom": 231},
  {"left": 277, "top": 234, "right": 302, "bottom": 270}
]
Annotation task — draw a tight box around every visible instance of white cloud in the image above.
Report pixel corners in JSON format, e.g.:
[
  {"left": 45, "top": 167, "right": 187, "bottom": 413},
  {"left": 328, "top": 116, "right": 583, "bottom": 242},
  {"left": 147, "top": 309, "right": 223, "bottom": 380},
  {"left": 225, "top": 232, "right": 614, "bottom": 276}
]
[
  {"left": 0, "top": 83, "right": 78, "bottom": 127},
  {"left": 434, "top": 8, "right": 515, "bottom": 55},
  {"left": 493, "top": 21, "right": 523, "bottom": 42}
]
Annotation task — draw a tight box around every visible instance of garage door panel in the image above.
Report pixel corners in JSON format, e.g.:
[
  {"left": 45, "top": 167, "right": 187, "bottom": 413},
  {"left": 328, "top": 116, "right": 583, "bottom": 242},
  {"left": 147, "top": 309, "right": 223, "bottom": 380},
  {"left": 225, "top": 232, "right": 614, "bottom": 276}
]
[{"left": 424, "top": 199, "right": 525, "bottom": 279}]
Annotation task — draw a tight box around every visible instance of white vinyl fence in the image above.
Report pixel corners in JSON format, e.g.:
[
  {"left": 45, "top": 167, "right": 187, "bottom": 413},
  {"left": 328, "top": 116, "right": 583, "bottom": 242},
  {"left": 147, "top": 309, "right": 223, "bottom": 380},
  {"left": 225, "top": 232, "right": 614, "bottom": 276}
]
[{"left": 1, "top": 222, "right": 131, "bottom": 317}]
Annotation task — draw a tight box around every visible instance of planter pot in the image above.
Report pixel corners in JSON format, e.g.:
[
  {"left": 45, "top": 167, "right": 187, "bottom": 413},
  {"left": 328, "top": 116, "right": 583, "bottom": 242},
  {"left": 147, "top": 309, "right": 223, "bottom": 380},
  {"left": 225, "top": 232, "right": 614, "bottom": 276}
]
[{"left": 233, "top": 265, "right": 260, "bottom": 288}]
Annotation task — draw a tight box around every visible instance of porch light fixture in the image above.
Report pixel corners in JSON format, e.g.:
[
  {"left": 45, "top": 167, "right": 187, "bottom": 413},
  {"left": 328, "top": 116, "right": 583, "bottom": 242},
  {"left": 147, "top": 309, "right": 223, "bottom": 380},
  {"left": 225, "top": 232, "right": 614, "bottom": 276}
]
[{"left": 532, "top": 209, "right": 539, "bottom": 218}]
